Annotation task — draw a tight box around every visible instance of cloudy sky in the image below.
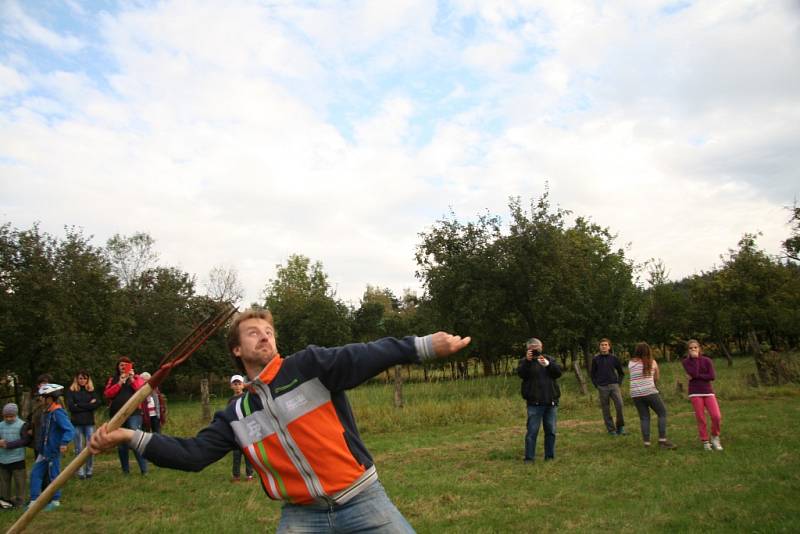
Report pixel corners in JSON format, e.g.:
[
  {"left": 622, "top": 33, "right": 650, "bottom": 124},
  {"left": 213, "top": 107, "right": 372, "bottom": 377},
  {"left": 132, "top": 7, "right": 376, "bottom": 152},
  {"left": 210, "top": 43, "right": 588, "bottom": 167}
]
[{"left": 1, "top": 0, "right": 798, "bottom": 306}]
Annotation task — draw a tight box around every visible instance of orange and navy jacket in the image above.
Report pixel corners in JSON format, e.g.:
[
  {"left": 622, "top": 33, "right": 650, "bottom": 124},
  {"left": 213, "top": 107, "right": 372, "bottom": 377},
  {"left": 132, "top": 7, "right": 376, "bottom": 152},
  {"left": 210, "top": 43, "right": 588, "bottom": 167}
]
[{"left": 132, "top": 335, "right": 435, "bottom": 505}]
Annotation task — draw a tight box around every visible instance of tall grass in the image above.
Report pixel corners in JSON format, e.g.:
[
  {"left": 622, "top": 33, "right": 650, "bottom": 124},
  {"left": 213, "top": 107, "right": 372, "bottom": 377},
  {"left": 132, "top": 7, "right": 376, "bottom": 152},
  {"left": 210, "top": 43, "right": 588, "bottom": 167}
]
[{"left": 2, "top": 355, "right": 799, "bottom": 533}]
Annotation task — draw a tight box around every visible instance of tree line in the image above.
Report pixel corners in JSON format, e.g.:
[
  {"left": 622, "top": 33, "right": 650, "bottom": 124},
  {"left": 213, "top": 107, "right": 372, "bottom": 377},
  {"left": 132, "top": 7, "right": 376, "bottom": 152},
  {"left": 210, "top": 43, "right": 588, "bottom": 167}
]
[{"left": 2, "top": 194, "right": 798, "bottom": 392}]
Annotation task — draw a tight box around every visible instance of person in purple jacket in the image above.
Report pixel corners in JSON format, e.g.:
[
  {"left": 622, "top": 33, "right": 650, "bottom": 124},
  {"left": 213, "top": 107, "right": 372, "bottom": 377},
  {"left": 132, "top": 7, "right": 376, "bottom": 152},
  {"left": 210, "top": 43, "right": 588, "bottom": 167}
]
[{"left": 682, "top": 340, "right": 723, "bottom": 451}]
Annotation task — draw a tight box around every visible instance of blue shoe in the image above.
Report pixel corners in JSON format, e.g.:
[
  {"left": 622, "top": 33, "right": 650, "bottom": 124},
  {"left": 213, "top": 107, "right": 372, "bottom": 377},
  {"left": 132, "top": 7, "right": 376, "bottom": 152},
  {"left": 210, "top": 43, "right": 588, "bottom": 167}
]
[
  {"left": 44, "top": 500, "right": 60, "bottom": 511},
  {"left": 616, "top": 426, "right": 627, "bottom": 436}
]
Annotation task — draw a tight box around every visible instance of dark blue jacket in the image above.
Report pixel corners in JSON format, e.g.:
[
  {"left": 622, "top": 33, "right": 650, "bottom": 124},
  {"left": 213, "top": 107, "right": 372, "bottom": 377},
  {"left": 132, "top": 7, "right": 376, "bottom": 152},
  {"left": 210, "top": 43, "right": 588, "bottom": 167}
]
[
  {"left": 66, "top": 387, "right": 100, "bottom": 426},
  {"left": 590, "top": 353, "right": 624, "bottom": 387}
]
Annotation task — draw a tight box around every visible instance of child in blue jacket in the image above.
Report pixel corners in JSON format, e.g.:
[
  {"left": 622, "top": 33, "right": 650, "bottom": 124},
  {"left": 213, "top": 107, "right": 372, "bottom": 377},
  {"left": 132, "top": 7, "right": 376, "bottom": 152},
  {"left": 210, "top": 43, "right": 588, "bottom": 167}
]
[{"left": 28, "top": 384, "right": 74, "bottom": 511}]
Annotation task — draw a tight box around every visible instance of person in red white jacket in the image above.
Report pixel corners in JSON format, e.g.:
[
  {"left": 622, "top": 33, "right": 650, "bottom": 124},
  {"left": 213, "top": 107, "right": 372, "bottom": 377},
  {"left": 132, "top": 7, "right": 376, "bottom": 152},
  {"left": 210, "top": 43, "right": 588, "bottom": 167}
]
[{"left": 103, "top": 357, "right": 148, "bottom": 474}]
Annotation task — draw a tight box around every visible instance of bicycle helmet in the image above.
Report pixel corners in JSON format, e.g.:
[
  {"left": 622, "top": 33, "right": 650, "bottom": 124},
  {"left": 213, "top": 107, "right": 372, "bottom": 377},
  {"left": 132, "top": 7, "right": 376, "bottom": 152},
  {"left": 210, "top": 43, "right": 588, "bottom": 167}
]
[{"left": 37, "top": 383, "right": 64, "bottom": 397}]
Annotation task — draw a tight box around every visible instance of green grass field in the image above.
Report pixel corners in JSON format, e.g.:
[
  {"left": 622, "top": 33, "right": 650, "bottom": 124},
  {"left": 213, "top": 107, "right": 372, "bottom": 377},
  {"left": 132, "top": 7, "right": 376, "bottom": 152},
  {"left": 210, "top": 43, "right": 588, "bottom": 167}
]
[{"left": 2, "top": 356, "right": 799, "bottom": 533}]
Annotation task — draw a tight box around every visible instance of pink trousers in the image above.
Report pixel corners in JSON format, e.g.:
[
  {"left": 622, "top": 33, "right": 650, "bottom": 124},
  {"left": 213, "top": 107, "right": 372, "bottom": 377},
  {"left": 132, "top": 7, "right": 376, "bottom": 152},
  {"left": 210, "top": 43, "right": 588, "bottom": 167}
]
[{"left": 690, "top": 395, "right": 722, "bottom": 441}]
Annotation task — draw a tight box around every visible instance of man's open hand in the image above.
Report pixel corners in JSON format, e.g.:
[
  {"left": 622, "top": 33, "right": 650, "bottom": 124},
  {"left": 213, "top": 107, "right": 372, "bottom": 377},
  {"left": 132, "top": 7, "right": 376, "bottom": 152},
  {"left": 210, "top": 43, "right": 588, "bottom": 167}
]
[{"left": 430, "top": 332, "right": 471, "bottom": 357}]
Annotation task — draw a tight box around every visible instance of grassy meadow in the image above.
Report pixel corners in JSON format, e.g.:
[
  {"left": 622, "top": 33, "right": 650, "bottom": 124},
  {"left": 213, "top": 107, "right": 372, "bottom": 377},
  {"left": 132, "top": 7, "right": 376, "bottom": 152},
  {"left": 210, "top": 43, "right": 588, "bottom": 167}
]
[{"left": 2, "top": 355, "right": 799, "bottom": 533}]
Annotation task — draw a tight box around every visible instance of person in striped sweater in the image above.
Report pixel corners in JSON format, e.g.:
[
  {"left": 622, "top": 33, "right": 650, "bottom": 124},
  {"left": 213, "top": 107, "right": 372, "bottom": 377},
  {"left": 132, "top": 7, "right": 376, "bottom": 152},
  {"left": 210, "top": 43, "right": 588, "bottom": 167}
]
[{"left": 628, "top": 342, "right": 676, "bottom": 449}]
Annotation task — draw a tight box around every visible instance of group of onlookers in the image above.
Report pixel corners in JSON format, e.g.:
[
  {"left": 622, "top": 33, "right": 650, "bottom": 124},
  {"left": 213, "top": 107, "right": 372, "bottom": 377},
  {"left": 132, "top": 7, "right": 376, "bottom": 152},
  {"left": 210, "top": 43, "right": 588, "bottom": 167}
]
[
  {"left": 519, "top": 338, "right": 724, "bottom": 461},
  {"left": 0, "top": 358, "right": 166, "bottom": 511}
]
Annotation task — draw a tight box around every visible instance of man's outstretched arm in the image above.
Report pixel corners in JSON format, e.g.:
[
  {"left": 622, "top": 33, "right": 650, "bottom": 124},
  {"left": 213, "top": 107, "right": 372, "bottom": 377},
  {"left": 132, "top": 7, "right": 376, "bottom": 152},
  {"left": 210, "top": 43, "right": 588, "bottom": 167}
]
[{"left": 307, "top": 332, "right": 472, "bottom": 392}]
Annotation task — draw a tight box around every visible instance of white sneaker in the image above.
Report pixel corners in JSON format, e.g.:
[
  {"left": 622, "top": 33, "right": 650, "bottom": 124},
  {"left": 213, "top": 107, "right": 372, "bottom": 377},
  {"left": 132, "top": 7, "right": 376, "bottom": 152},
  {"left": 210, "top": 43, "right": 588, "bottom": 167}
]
[
  {"left": 711, "top": 436, "right": 723, "bottom": 451},
  {"left": 703, "top": 441, "right": 712, "bottom": 451}
]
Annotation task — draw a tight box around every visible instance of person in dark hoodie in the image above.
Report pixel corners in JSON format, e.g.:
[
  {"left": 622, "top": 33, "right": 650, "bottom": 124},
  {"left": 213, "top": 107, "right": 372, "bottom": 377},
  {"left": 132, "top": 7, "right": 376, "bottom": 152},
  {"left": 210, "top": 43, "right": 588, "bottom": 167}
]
[
  {"left": 590, "top": 338, "right": 627, "bottom": 435},
  {"left": 103, "top": 357, "right": 148, "bottom": 475},
  {"left": 65, "top": 370, "right": 100, "bottom": 479},
  {"left": 517, "top": 337, "right": 562, "bottom": 462}
]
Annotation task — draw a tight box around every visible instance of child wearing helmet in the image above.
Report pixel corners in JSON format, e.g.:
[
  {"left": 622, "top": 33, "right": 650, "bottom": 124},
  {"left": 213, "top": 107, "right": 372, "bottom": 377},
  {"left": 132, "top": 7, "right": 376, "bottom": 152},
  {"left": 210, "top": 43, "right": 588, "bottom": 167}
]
[{"left": 28, "top": 384, "right": 75, "bottom": 511}]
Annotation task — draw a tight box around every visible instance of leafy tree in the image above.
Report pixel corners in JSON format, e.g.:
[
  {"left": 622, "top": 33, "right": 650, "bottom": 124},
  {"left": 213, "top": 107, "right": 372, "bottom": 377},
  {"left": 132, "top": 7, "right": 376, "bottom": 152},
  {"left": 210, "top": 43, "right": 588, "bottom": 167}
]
[
  {"left": 782, "top": 202, "right": 800, "bottom": 262},
  {"left": 204, "top": 264, "right": 244, "bottom": 304},
  {"left": 684, "top": 272, "right": 735, "bottom": 365},
  {"left": 558, "top": 217, "right": 640, "bottom": 366},
  {"left": 352, "top": 285, "right": 398, "bottom": 342},
  {"left": 417, "top": 192, "right": 639, "bottom": 374},
  {"left": 499, "top": 197, "right": 640, "bottom": 368},
  {"left": 105, "top": 232, "right": 159, "bottom": 288},
  {"left": 263, "top": 254, "right": 351, "bottom": 355},
  {"left": 643, "top": 260, "right": 690, "bottom": 361},
  {"left": 0, "top": 223, "right": 118, "bottom": 384},
  {"left": 416, "top": 210, "right": 515, "bottom": 376},
  {"left": 107, "top": 266, "right": 199, "bottom": 381}
]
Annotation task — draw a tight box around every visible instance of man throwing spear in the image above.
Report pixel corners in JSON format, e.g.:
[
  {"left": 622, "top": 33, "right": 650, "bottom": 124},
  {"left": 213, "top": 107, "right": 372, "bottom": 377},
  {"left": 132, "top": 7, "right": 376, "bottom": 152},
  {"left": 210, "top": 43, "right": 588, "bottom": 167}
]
[{"left": 90, "top": 308, "right": 471, "bottom": 533}]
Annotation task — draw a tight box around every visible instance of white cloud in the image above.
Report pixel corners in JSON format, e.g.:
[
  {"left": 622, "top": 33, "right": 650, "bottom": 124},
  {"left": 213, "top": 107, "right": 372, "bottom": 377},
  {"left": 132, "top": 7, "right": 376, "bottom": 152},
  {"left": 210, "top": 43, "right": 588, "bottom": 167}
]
[
  {"left": 0, "top": 63, "right": 29, "bottom": 97},
  {"left": 1, "top": 1, "right": 84, "bottom": 53}
]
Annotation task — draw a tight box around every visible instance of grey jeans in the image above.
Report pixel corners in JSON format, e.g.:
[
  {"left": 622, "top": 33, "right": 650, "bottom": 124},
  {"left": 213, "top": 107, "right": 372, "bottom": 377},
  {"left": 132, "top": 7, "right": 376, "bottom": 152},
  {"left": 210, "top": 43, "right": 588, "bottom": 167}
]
[
  {"left": 633, "top": 393, "right": 668, "bottom": 442},
  {"left": 597, "top": 384, "right": 625, "bottom": 432}
]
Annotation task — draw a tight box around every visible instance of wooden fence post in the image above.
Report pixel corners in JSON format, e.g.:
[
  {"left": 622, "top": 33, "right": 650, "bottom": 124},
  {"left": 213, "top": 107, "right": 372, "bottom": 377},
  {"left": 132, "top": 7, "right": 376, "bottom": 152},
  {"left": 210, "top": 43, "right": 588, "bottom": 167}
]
[
  {"left": 393, "top": 365, "right": 403, "bottom": 408},
  {"left": 200, "top": 378, "right": 211, "bottom": 421},
  {"left": 573, "top": 360, "right": 588, "bottom": 396}
]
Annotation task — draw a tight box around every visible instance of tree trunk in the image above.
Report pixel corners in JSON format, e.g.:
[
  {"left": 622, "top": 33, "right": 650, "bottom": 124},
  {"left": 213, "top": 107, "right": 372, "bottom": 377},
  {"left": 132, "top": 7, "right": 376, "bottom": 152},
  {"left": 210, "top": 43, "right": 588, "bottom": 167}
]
[
  {"left": 748, "top": 330, "right": 762, "bottom": 355},
  {"left": 718, "top": 337, "right": 733, "bottom": 367},
  {"left": 481, "top": 357, "right": 493, "bottom": 377},
  {"left": 14, "top": 374, "right": 23, "bottom": 408},
  {"left": 393, "top": 365, "right": 403, "bottom": 408},
  {"left": 21, "top": 391, "right": 32, "bottom": 422},
  {"left": 572, "top": 360, "right": 588, "bottom": 396},
  {"left": 748, "top": 330, "right": 768, "bottom": 384},
  {"left": 582, "top": 339, "right": 592, "bottom": 374},
  {"left": 200, "top": 378, "right": 211, "bottom": 421}
]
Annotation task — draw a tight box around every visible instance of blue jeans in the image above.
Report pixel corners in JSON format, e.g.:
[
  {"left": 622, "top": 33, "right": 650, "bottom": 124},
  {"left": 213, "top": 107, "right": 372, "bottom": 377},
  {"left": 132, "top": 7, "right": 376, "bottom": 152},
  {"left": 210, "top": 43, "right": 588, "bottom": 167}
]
[
  {"left": 72, "top": 424, "right": 94, "bottom": 476},
  {"left": 525, "top": 404, "right": 557, "bottom": 461},
  {"left": 118, "top": 415, "right": 148, "bottom": 474},
  {"left": 276, "top": 480, "right": 415, "bottom": 533},
  {"left": 30, "top": 455, "right": 61, "bottom": 502}
]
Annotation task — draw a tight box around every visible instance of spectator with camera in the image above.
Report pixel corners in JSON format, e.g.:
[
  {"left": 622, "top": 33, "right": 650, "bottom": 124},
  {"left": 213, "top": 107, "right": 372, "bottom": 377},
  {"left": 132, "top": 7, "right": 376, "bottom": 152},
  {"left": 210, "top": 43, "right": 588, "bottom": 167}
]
[
  {"left": 103, "top": 357, "right": 148, "bottom": 475},
  {"left": 517, "top": 338, "right": 562, "bottom": 463}
]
